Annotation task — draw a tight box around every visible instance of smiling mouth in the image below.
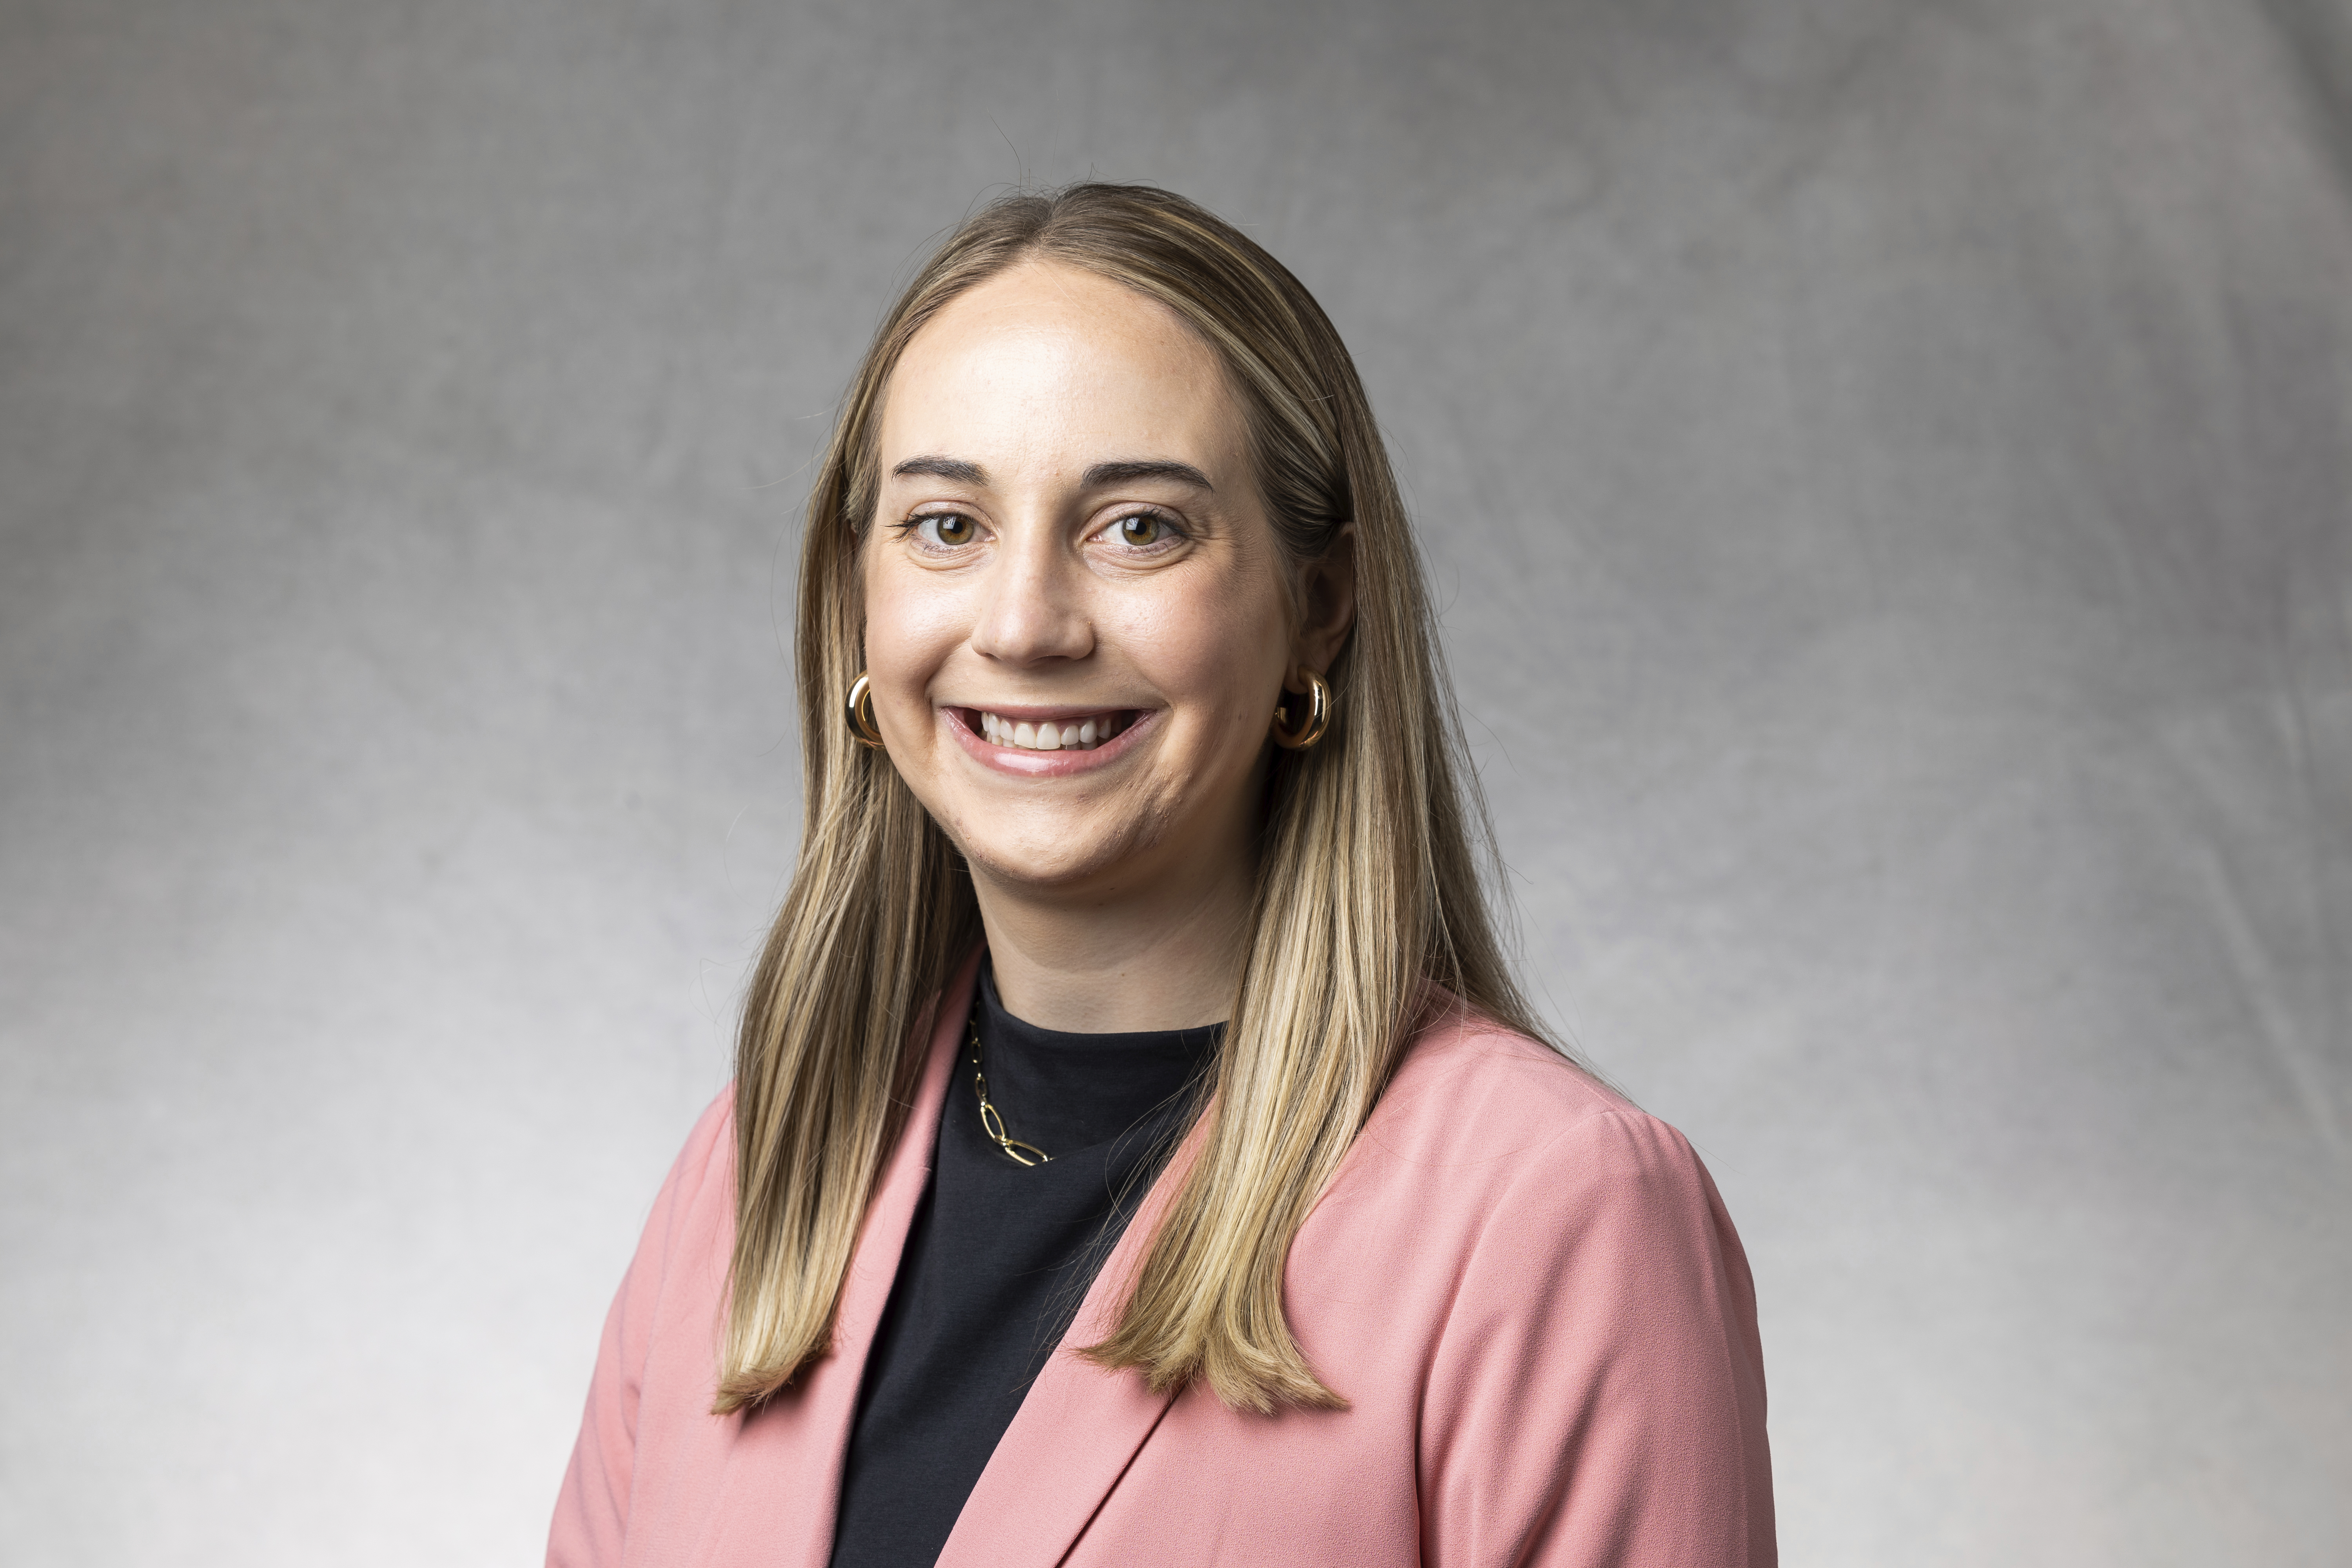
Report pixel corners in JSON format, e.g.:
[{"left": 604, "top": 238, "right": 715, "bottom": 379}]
[{"left": 967, "top": 708, "right": 1139, "bottom": 753}]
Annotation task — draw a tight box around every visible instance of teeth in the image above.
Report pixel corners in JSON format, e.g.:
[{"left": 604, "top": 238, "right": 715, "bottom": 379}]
[{"left": 978, "top": 710, "right": 1126, "bottom": 752}]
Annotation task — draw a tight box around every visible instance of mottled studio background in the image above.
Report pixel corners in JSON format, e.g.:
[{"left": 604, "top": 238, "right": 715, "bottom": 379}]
[{"left": 3, "top": 0, "right": 2348, "bottom": 1562}]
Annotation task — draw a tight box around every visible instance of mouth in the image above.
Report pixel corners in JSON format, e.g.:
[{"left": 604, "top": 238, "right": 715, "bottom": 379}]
[
  {"left": 944, "top": 704, "right": 1153, "bottom": 773},
  {"left": 965, "top": 706, "right": 1139, "bottom": 753}
]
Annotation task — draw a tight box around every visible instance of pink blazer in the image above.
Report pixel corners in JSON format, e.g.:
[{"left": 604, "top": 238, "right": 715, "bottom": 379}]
[{"left": 550, "top": 953, "right": 1774, "bottom": 1566}]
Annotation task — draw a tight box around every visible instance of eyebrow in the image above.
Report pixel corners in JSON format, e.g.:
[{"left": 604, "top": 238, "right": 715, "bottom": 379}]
[
  {"left": 1082, "top": 459, "right": 1214, "bottom": 492},
  {"left": 891, "top": 455, "right": 987, "bottom": 484},
  {"left": 887, "top": 455, "right": 1216, "bottom": 493}
]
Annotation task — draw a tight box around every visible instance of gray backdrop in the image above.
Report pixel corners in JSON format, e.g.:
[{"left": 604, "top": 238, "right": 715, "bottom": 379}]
[{"left": 4, "top": 0, "right": 2347, "bottom": 1563}]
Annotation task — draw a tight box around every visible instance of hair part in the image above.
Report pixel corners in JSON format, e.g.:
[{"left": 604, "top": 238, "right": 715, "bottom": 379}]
[{"left": 717, "top": 182, "right": 1546, "bottom": 1416}]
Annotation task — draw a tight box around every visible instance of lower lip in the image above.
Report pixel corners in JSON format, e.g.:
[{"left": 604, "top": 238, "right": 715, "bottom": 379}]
[{"left": 944, "top": 708, "right": 1154, "bottom": 777}]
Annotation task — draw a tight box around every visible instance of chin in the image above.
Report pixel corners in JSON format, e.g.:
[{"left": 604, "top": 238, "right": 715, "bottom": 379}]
[{"left": 953, "top": 818, "right": 1161, "bottom": 894}]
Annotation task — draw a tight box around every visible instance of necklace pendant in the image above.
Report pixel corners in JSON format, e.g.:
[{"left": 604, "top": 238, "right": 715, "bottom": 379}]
[
  {"left": 970, "top": 1005, "right": 1052, "bottom": 1166},
  {"left": 977, "top": 1096, "right": 1052, "bottom": 1165}
]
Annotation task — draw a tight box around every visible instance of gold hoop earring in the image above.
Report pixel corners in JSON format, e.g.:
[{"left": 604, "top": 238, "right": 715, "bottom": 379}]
[
  {"left": 1271, "top": 667, "right": 1332, "bottom": 750},
  {"left": 844, "top": 671, "right": 886, "bottom": 749}
]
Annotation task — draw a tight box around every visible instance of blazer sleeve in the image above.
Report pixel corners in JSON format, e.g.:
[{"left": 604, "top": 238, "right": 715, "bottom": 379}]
[
  {"left": 546, "top": 1091, "right": 737, "bottom": 1568},
  {"left": 1417, "top": 1107, "right": 1775, "bottom": 1568}
]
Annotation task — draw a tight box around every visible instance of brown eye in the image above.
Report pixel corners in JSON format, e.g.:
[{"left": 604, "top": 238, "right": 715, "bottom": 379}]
[
  {"left": 916, "top": 512, "right": 976, "bottom": 546},
  {"left": 1117, "top": 513, "right": 1169, "bottom": 547}
]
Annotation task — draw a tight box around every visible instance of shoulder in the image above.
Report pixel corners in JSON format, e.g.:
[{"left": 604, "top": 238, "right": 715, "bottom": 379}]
[
  {"left": 1365, "top": 1002, "right": 1689, "bottom": 1178},
  {"left": 1318, "top": 1004, "right": 1734, "bottom": 1268},
  {"left": 1284, "top": 1005, "right": 1762, "bottom": 1429},
  {"left": 673, "top": 1085, "right": 737, "bottom": 1197},
  {"left": 1384, "top": 1003, "right": 1632, "bottom": 1131},
  {"left": 632, "top": 1087, "right": 739, "bottom": 1283}
]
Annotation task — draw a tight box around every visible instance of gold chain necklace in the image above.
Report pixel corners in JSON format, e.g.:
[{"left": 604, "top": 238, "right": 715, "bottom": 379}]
[{"left": 968, "top": 1005, "right": 1051, "bottom": 1166}]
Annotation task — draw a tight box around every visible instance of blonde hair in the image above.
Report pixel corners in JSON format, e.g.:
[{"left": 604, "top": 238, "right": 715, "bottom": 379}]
[{"left": 718, "top": 183, "right": 1546, "bottom": 1416}]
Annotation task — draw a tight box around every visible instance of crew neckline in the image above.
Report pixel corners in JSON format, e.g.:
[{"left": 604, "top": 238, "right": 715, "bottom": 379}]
[{"left": 969, "top": 961, "right": 1223, "bottom": 1158}]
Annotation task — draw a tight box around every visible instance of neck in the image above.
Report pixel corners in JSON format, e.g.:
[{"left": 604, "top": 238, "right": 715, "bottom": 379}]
[{"left": 971, "top": 848, "right": 1254, "bottom": 1034}]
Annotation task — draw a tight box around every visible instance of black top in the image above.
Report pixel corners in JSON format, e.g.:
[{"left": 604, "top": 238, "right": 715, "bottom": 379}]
[{"left": 826, "top": 964, "right": 1221, "bottom": 1568}]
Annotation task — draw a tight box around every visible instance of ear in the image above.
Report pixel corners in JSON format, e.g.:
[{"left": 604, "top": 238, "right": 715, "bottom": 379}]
[{"left": 1287, "top": 524, "right": 1358, "bottom": 688}]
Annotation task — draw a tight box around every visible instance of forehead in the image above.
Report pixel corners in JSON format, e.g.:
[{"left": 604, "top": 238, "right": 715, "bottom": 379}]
[{"left": 878, "top": 260, "right": 1248, "bottom": 472}]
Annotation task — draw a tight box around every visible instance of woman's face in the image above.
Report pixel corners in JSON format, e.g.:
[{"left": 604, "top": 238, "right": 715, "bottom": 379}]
[{"left": 861, "top": 260, "right": 1314, "bottom": 900}]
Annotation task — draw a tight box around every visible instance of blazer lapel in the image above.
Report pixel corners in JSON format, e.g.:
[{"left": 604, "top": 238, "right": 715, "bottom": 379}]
[
  {"left": 701, "top": 948, "right": 979, "bottom": 1568},
  {"left": 934, "top": 1107, "right": 1214, "bottom": 1568}
]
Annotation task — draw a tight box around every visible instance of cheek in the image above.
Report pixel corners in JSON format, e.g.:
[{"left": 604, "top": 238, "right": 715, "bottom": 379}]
[
  {"left": 862, "top": 556, "right": 966, "bottom": 684},
  {"left": 1120, "top": 576, "right": 1290, "bottom": 718}
]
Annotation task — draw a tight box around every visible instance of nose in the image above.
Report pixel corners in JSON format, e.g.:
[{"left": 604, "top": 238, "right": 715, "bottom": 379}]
[{"left": 968, "top": 530, "right": 1094, "bottom": 668}]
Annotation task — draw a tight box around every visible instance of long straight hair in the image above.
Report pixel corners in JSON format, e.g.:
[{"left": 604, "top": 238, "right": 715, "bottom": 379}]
[{"left": 717, "top": 183, "right": 1547, "bottom": 1416}]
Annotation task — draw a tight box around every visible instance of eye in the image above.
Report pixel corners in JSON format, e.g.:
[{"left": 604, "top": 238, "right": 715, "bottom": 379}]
[
  {"left": 1109, "top": 511, "right": 1181, "bottom": 550},
  {"left": 909, "top": 511, "right": 978, "bottom": 547}
]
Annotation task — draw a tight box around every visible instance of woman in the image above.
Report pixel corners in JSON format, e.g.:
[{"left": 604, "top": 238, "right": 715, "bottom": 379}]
[{"left": 549, "top": 183, "right": 1773, "bottom": 1568}]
